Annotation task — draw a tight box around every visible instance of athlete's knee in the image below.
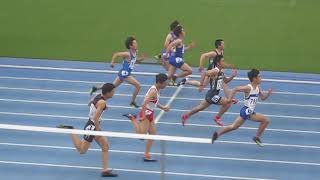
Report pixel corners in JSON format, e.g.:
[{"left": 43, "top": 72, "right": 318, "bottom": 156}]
[
  {"left": 78, "top": 148, "right": 88, "bottom": 154},
  {"left": 185, "top": 68, "right": 192, "bottom": 75},
  {"left": 101, "top": 143, "right": 109, "bottom": 153},
  {"left": 264, "top": 118, "right": 270, "bottom": 125},
  {"left": 135, "top": 83, "right": 141, "bottom": 90}
]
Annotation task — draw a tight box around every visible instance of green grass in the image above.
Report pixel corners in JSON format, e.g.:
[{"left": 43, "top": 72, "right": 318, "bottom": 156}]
[{"left": 1, "top": 0, "right": 320, "bottom": 73}]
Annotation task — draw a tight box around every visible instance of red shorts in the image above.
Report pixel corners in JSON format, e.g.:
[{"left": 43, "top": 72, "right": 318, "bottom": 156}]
[{"left": 139, "top": 108, "right": 154, "bottom": 122}]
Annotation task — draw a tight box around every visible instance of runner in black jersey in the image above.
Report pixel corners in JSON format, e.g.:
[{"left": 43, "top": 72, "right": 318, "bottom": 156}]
[
  {"left": 58, "top": 83, "right": 118, "bottom": 177},
  {"left": 181, "top": 55, "right": 237, "bottom": 126},
  {"left": 178, "top": 39, "right": 233, "bottom": 89}
]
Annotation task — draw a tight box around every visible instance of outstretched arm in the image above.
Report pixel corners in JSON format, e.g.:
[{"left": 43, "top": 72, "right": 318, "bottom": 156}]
[
  {"left": 228, "top": 85, "right": 251, "bottom": 101},
  {"left": 184, "top": 41, "right": 196, "bottom": 51},
  {"left": 137, "top": 53, "right": 147, "bottom": 63},
  {"left": 259, "top": 88, "right": 272, "bottom": 101},
  {"left": 199, "top": 69, "right": 218, "bottom": 92},
  {"left": 198, "top": 51, "right": 216, "bottom": 72},
  {"left": 223, "top": 69, "right": 237, "bottom": 84},
  {"left": 110, "top": 52, "right": 130, "bottom": 68},
  {"left": 166, "top": 39, "right": 182, "bottom": 54},
  {"left": 163, "top": 33, "right": 173, "bottom": 49}
]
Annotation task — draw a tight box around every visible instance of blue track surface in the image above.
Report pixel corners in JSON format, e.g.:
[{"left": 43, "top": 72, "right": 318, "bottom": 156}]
[{"left": 0, "top": 57, "right": 320, "bottom": 180}]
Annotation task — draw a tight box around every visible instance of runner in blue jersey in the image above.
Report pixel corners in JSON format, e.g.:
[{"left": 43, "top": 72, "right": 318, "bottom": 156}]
[
  {"left": 155, "top": 20, "right": 180, "bottom": 71},
  {"left": 166, "top": 25, "right": 196, "bottom": 85},
  {"left": 212, "top": 69, "right": 272, "bottom": 147},
  {"left": 90, "top": 36, "right": 146, "bottom": 108}
]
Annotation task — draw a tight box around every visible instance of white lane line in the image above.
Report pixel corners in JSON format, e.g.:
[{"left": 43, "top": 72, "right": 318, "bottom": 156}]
[
  {"left": 1, "top": 64, "right": 320, "bottom": 85},
  {"left": 1, "top": 98, "right": 320, "bottom": 120},
  {"left": 1, "top": 142, "right": 319, "bottom": 166},
  {"left": 0, "top": 111, "right": 319, "bottom": 134},
  {"left": 0, "top": 160, "right": 276, "bottom": 180},
  {"left": 1, "top": 86, "right": 320, "bottom": 108},
  {"left": 1, "top": 76, "right": 320, "bottom": 96},
  {"left": 0, "top": 120, "right": 320, "bottom": 149},
  {"left": 154, "top": 84, "right": 183, "bottom": 123}
]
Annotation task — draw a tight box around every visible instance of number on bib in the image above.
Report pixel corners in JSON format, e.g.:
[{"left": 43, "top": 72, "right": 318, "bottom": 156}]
[
  {"left": 175, "top": 57, "right": 183, "bottom": 63},
  {"left": 121, "top": 70, "right": 129, "bottom": 76}
]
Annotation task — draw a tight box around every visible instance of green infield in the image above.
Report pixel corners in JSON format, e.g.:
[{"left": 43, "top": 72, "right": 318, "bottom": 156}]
[{"left": 0, "top": 0, "right": 319, "bottom": 73}]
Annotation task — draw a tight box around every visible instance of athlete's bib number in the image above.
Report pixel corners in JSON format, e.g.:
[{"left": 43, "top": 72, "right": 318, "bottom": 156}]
[
  {"left": 85, "top": 124, "right": 95, "bottom": 131},
  {"left": 211, "top": 95, "right": 220, "bottom": 104},
  {"left": 245, "top": 108, "right": 253, "bottom": 115},
  {"left": 216, "top": 79, "right": 223, "bottom": 90},
  {"left": 129, "top": 58, "right": 136, "bottom": 69},
  {"left": 249, "top": 98, "right": 258, "bottom": 106},
  {"left": 121, "top": 70, "right": 129, "bottom": 76},
  {"left": 175, "top": 57, "right": 183, "bottom": 63}
]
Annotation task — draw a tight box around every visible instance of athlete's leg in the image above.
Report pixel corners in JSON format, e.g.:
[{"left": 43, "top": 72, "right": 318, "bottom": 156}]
[
  {"left": 70, "top": 135, "right": 91, "bottom": 154},
  {"left": 177, "top": 63, "right": 192, "bottom": 78},
  {"left": 113, "top": 76, "right": 123, "bottom": 88},
  {"left": 95, "top": 136, "right": 118, "bottom": 176},
  {"left": 94, "top": 136, "right": 110, "bottom": 172},
  {"left": 161, "top": 59, "right": 170, "bottom": 71},
  {"left": 216, "top": 97, "right": 232, "bottom": 118},
  {"left": 185, "top": 76, "right": 210, "bottom": 87},
  {"left": 223, "top": 83, "right": 232, "bottom": 99},
  {"left": 124, "top": 76, "right": 141, "bottom": 106},
  {"left": 182, "top": 100, "right": 211, "bottom": 125},
  {"left": 186, "top": 100, "right": 210, "bottom": 117},
  {"left": 217, "top": 116, "right": 245, "bottom": 137},
  {"left": 167, "top": 65, "right": 176, "bottom": 80},
  {"left": 145, "top": 121, "right": 157, "bottom": 159},
  {"left": 250, "top": 113, "right": 270, "bottom": 138}
]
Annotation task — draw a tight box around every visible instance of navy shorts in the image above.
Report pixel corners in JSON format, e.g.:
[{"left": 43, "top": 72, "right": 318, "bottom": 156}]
[
  {"left": 169, "top": 56, "right": 184, "bottom": 68},
  {"left": 118, "top": 67, "right": 132, "bottom": 80},
  {"left": 240, "top": 106, "right": 256, "bottom": 120},
  {"left": 83, "top": 119, "right": 98, "bottom": 142},
  {"left": 205, "top": 89, "right": 222, "bottom": 104}
]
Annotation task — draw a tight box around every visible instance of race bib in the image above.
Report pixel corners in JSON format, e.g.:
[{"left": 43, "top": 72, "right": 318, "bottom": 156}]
[
  {"left": 175, "top": 57, "right": 183, "bottom": 63},
  {"left": 121, "top": 70, "right": 129, "bottom": 76}
]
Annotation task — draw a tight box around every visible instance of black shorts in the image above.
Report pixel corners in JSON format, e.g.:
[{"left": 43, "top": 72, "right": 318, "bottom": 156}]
[
  {"left": 83, "top": 119, "right": 98, "bottom": 142},
  {"left": 205, "top": 89, "right": 222, "bottom": 104}
]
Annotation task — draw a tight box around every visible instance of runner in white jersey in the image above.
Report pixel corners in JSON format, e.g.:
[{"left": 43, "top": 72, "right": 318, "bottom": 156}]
[
  {"left": 212, "top": 69, "right": 272, "bottom": 147},
  {"left": 57, "top": 83, "right": 118, "bottom": 177},
  {"left": 123, "top": 73, "right": 169, "bottom": 161},
  {"left": 90, "top": 36, "right": 146, "bottom": 108}
]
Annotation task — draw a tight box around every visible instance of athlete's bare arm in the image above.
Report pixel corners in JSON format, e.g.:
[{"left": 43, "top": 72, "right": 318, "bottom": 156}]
[
  {"left": 259, "top": 88, "right": 272, "bottom": 101},
  {"left": 140, "top": 89, "right": 157, "bottom": 120},
  {"left": 223, "top": 69, "right": 237, "bottom": 84},
  {"left": 93, "top": 100, "right": 106, "bottom": 131},
  {"left": 163, "top": 33, "right": 173, "bottom": 48},
  {"left": 110, "top": 52, "right": 130, "bottom": 67},
  {"left": 228, "top": 85, "right": 251, "bottom": 101},
  {"left": 184, "top": 41, "right": 196, "bottom": 51},
  {"left": 198, "top": 68, "right": 219, "bottom": 92},
  {"left": 199, "top": 51, "right": 216, "bottom": 71}
]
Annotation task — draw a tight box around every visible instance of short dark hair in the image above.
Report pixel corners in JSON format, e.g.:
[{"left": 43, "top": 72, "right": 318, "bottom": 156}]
[
  {"left": 215, "top": 39, "right": 224, "bottom": 48},
  {"left": 213, "top": 55, "right": 224, "bottom": 66},
  {"left": 247, "top": 69, "right": 260, "bottom": 82},
  {"left": 156, "top": 73, "right": 168, "bottom": 84},
  {"left": 173, "top": 25, "right": 183, "bottom": 37},
  {"left": 101, "top": 83, "right": 115, "bottom": 95},
  {"left": 170, "top": 20, "right": 180, "bottom": 31},
  {"left": 125, "top": 36, "right": 136, "bottom": 49}
]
